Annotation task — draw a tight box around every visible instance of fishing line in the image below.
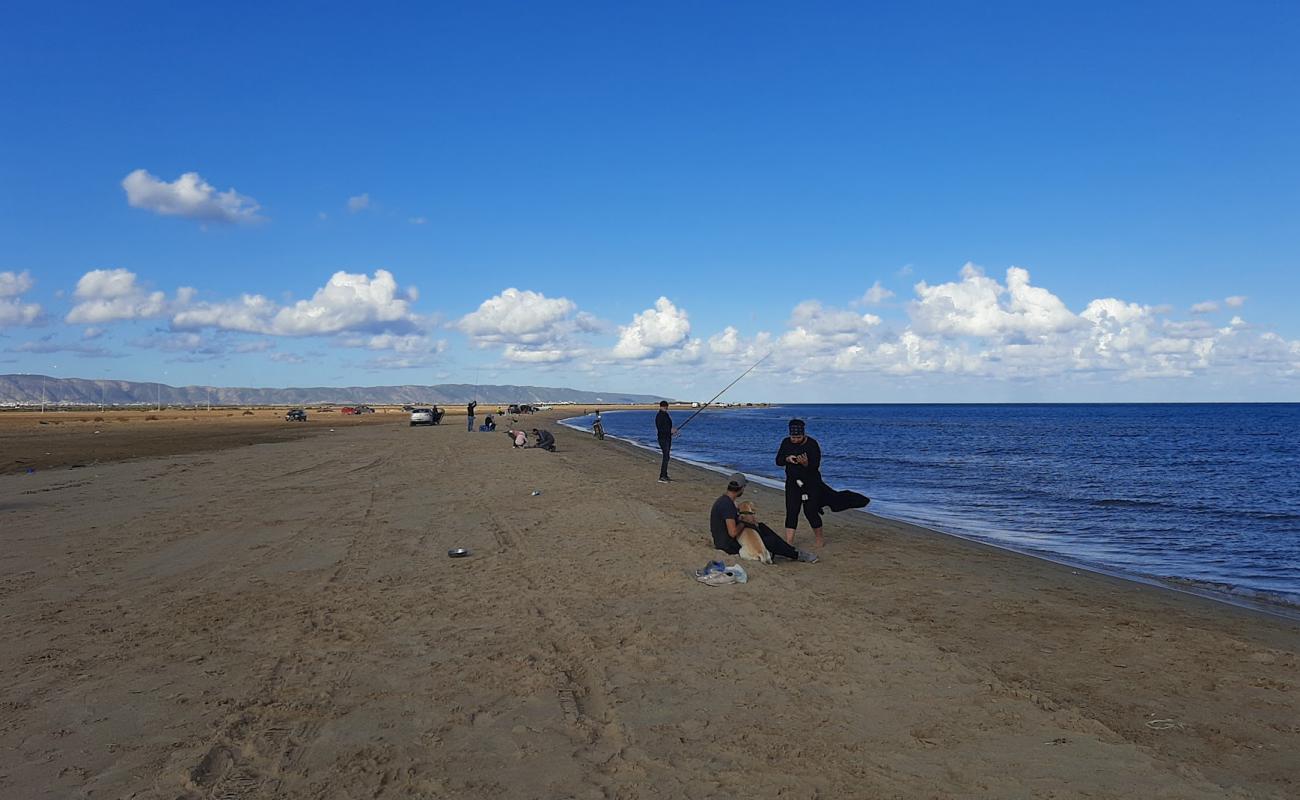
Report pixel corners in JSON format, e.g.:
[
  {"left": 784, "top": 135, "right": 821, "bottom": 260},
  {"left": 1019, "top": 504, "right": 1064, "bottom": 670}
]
[{"left": 673, "top": 351, "right": 772, "bottom": 434}]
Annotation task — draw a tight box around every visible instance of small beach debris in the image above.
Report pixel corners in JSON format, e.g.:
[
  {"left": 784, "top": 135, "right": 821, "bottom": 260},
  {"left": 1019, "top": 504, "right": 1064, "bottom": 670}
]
[
  {"left": 448, "top": 547, "right": 470, "bottom": 558},
  {"left": 692, "top": 561, "right": 747, "bottom": 585},
  {"left": 1145, "top": 718, "right": 1180, "bottom": 730},
  {"left": 530, "top": 490, "right": 542, "bottom": 496}
]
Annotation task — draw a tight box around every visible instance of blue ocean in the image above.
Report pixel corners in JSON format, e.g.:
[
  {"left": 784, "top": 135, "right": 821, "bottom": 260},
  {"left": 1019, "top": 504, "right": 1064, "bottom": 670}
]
[{"left": 564, "top": 404, "right": 1300, "bottom": 612}]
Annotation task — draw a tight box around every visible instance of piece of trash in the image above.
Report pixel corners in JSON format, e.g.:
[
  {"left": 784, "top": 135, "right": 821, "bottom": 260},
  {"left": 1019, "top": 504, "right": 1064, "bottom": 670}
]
[
  {"left": 693, "top": 560, "right": 727, "bottom": 578},
  {"left": 25, "top": 468, "right": 35, "bottom": 474},
  {"left": 329, "top": 428, "right": 335, "bottom": 432},
  {"left": 530, "top": 490, "right": 542, "bottom": 496},
  {"left": 448, "top": 547, "right": 470, "bottom": 558},
  {"left": 1145, "top": 718, "right": 1179, "bottom": 730}
]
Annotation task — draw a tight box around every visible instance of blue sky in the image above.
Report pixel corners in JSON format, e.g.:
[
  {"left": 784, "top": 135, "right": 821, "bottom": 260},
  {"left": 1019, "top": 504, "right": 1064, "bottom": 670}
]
[{"left": 2, "top": 1, "right": 1297, "bottom": 401}]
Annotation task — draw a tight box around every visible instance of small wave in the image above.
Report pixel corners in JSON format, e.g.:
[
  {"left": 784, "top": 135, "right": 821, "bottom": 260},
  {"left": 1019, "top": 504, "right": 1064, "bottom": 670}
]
[{"left": 1092, "top": 498, "right": 1171, "bottom": 509}]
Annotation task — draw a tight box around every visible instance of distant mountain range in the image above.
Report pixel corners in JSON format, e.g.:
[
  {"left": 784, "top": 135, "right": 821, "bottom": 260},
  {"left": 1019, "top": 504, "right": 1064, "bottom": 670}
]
[{"left": 0, "top": 374, "right": 668, "bottom": 407}]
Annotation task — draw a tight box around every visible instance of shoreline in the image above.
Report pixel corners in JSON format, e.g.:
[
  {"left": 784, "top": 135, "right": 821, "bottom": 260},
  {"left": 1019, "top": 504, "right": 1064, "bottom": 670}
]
[{"left": 560, "top": 409, "right": 1300, "bottom": 621}]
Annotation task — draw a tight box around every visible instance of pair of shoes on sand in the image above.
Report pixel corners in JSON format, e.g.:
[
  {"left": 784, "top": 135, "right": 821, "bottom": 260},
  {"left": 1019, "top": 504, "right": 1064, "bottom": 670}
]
[
  {"left": 797, "top": 549, "right": 819, "bottom": 563},
  {"left": 657, "top": 476, "right": 673, "bottom": 483}
]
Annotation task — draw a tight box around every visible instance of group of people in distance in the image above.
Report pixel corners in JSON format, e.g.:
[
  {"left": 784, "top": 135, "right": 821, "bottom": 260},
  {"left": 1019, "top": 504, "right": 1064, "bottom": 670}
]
[{"left": 464, "top": 399, "right": 555, "bottom": 451}]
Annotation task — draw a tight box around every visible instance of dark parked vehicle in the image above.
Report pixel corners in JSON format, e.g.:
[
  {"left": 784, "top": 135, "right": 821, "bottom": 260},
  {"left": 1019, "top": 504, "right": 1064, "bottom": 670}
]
[{"left": 285, "top": 409, "right": 307, "bottom": 422}]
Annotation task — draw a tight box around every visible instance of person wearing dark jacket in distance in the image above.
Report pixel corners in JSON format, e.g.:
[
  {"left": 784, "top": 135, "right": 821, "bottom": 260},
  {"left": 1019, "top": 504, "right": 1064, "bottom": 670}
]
[
  {"left": 775, "top": 418, "right": 825, "bottom": 549},
  {"left": 532, "top": 428, "right": 556, "bottom": 451},
  {"left": 655, "top": 400, "right": 676, "bottom": 482}
]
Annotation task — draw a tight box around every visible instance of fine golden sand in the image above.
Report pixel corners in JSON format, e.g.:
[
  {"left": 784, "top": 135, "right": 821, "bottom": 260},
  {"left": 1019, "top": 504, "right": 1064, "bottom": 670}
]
[{"left": 1, "top": 410, "right": 1296, "bottom": 798}]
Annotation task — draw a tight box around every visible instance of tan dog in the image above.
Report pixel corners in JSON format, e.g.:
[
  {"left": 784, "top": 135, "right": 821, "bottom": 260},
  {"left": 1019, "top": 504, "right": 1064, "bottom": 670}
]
[{"left": 736, "top": 501, "right": 773, "bottom": 564}]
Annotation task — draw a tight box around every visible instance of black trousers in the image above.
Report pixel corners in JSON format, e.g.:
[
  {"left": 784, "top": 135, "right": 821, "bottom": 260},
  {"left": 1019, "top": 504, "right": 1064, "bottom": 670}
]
[
  {"left": 784, "top": 481, "right": 824, "bottom": 530},
  {"left": 658, "top": 435, "right": 671, "bottom": 478},
  {"left": 717, "top": 522, "right": 801, "bottom": 560}
]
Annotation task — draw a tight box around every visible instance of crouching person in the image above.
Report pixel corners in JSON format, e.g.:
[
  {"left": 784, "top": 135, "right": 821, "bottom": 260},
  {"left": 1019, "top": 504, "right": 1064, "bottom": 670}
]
[
  {"left": 709, "top": 473, "right": 817, "bottom": 564},
  {"left": 532, "top": 428, "right": 557, "bottom": 451}
]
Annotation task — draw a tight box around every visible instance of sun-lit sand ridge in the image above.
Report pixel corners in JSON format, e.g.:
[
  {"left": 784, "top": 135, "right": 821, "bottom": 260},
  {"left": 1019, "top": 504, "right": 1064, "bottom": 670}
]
[{"left": 1, "top": 410, "right": 1296, "bottom": 798}]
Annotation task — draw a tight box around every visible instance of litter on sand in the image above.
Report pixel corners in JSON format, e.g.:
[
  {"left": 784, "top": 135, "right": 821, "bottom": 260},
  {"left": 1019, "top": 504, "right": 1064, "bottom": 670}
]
[
  {"left": 448, "top": 547, "right": 470, "bottom": 558},
  {"left": 692, "top": 561, "right": 748, "bottom": 586},
  {"left": 531, "top": 490, "right": 542, "bottom": 496}
]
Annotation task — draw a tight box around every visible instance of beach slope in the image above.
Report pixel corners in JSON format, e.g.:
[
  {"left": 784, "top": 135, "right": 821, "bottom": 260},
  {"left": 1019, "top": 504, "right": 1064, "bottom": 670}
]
[{"left": 1, "top": 414, "right": 1295, "bottom": 798}]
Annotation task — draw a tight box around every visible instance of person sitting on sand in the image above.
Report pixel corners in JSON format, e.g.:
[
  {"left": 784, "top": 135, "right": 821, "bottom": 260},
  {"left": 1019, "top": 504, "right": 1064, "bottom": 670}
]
[
  {"left": 481, "top": 414, "right": 496, "bottom": 432},
  {"left": 532, "top": 428, "right": 556, "bottom": 451},
  {"left": 710, "top": 473, "right": 818, "bottom": 563}
]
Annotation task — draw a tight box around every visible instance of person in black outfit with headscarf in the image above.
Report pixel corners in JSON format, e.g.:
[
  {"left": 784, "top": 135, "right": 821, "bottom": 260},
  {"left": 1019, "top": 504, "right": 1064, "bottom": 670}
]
[
  {"left": 775, "top": 418, "right": 825, "bottom": 549},
  {"left": 655, "top": 400, "right": 676, "bottom": 482}
]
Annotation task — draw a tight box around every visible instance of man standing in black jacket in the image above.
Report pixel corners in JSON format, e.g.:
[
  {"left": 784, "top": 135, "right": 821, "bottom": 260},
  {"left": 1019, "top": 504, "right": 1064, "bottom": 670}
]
[
  {"left": 775, "top": 418, "right": 825, "bottom": 549},
  {"left": 655, "top": 400, "right": 676, "bottom": 482}
]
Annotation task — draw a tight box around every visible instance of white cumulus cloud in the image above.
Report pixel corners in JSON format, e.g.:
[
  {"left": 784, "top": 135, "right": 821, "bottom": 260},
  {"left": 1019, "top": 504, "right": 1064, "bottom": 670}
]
[
  {"left": 912, "top": 264, "right": 1080, "bottom": 339},
  {"left": 457, "top": 288, "right": 600, "bottom": 363},
  {"left": 122, "top": 169, "right": 262, "bottom": 224},
  {"left": 612, "top": 297, "right": 691, "bottom": 359},
  {"left": 459, "top": 288, "right": 575, "bottom": 344},
  {"left": 347, "top": 193, "right": 371, "bottom": 213},
  {"left": 697, "top": 264, "right": 1300, "bottom": 386},
  {"left": 1191, "top": 300, "right": 1219, "bottom": 314},
  {"left": 861, "top": 281, "right": 894, "bottom": 304},
  {"left": 173, "top": 270, "right": 421, "bottom": 338},
  {"left": 66, "top": 268, "right": 168, "bottom": 324},
  {"left": 0, "top": 270, "right": 43, "bottom": 326},
  {"left": 1224, "top": 295, "right": 1247, "bottom": 308}
]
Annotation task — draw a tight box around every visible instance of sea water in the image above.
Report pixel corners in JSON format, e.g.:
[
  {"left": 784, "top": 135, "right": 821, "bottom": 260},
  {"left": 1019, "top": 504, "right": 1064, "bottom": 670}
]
[{"left": 564, "top": 404, "right": 1300, "bottom": 611}]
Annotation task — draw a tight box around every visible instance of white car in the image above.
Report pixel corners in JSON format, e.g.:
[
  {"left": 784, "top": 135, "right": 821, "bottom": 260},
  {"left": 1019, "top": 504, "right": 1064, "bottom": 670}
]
[{"left": 410, "top": 408, "right": 435, "bottom": 426}]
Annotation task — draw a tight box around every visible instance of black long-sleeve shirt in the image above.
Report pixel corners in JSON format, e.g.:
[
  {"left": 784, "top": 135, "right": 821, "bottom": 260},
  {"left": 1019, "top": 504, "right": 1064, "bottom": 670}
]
[
  {"left": 775, "top": 436, "right": 822, "bottom": 484},
  {"left": 655, "top": 409, "right": 673, "bottom": 440}
]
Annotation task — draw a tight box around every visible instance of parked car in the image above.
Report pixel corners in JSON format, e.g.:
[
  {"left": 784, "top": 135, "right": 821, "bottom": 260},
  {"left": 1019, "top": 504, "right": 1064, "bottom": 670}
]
[
  {"left": 285, "top": 409, "right": 307, "bottom": 422},
  {"left": 410, "top": 407, "right": 444, "bottom": 426}
]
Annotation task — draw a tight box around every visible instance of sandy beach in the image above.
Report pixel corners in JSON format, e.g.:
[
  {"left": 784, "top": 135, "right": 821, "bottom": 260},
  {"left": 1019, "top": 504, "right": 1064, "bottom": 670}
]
[{"left": 1, "top": 410, "right": 1296, "bottom": 799}]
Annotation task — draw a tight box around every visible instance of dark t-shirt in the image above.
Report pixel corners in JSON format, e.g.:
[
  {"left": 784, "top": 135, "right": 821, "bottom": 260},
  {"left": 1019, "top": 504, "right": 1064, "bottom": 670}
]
[
  {"left": 467, "top": 401, "right": 477, "bottom": 416},
  {"left": 709, "top": 494, "right": 741, "bottom": 554}
]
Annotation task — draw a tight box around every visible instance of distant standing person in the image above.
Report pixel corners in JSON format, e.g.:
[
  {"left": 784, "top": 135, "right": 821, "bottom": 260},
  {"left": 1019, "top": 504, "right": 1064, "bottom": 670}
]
[
  {"left": 656, "top": 401, "right": 676, "bottom": 482},
  {"left": 466, "top": 400, "right": 477, "bottom": 432},
  {"left": 592, "top": 410, "right": 605, "bottom": 440},
  {"left": 775, "top": 418, "right": 825, "bottom": 549}
]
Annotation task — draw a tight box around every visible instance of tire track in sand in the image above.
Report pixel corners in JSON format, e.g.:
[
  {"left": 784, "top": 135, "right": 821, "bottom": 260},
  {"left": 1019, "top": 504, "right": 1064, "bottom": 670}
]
[
  {"left": 178, "top": 480, "right": 381, "bottom": 799},
  {"left": 482, "top": 511, "right": 638, "bottom": 791}
]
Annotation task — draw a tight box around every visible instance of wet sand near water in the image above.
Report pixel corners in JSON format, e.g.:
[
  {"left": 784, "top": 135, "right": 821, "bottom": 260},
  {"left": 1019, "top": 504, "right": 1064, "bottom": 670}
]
[{"left": 1, "top": 412, "right": 1296, "bottom": 798}]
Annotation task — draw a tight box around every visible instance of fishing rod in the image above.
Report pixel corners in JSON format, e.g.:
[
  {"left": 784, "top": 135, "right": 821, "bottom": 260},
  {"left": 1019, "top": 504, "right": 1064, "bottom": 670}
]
[{"left": 673, "top": 351, "right": 772, "bottom": 435}]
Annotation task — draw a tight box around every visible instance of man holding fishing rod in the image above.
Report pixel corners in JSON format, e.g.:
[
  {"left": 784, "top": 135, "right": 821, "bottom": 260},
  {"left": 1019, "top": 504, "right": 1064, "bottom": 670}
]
[
  {"left": 656, "top": 400, "right": 677, "bottom": 482},
  {"left": 659, "top": 353, "right": 771, "bottom": 483}
]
